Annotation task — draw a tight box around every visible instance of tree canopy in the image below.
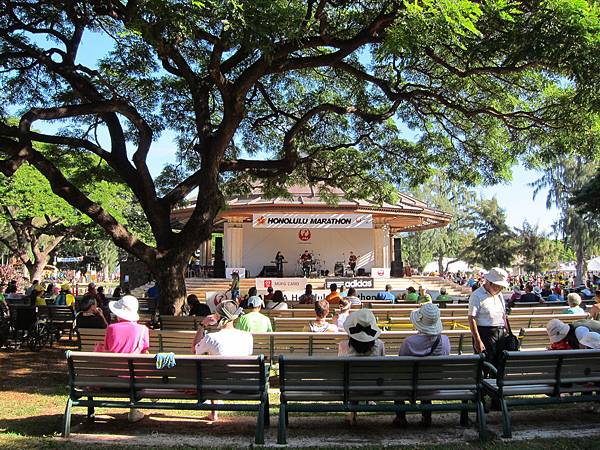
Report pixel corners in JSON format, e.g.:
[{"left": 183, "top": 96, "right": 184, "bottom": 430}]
[{"left": 2, "top": 0, "right": 600, "bottom": 309}]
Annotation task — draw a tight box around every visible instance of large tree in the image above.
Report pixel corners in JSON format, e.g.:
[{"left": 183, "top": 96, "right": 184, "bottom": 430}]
[
  {"left": 1, "top": 1, "right": 600, "bottom": 312},
  {"left": 0, "top": 160, "right": 128, "bottom": 281},
  {"left": 463, "top": 197, "right": 516, "bottom": 269}
]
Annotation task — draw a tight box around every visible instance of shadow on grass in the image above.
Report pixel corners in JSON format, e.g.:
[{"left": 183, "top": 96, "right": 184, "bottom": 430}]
[{"left": 0, "top": 413, "right": 63, "bottom": 436}]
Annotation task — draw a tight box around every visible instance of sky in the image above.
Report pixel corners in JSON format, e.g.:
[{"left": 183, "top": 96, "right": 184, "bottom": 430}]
[{"left": 21, "top": 29, "right": 561, "bottom": 235}]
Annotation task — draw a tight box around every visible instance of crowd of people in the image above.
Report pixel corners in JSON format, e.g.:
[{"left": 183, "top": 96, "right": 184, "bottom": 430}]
[{"left": 4, "top": 266, "right": 600, "bottom": 427}]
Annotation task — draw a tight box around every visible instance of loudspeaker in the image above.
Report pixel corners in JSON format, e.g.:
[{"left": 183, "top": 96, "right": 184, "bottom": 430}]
[
  {"left": 260, "top": 265, "right": 278, "bottom": 277},
  {"left": 214, "top": 236, "right": 223, "bottom": 261},
  {"left": 391, "top": 237, "right": 404, "bottom": 277},
  {"left": 214, "top": 260, "right": 225, "bottom": 278}
]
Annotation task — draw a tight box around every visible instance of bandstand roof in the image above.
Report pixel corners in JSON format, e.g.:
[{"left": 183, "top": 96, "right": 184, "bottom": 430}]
[{"left": 171, "top": 185, "right": 451, "bottom": 233}]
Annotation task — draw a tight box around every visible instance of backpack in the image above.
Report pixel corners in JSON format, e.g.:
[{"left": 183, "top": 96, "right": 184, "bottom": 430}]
[{"left": 54, "top": 293, "right": 67, "bottom": 305}]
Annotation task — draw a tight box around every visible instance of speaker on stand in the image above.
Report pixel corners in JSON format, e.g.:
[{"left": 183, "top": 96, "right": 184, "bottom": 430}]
[
  {"left": 213, "top": 236, "right": 225, "bottom": 278},
  {"left": 391, "top": 236, "right": 404, "bottom": 277}
]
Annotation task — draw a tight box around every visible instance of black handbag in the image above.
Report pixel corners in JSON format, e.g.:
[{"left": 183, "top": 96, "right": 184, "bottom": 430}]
[{"left": 503, "top": 315, "right": 520, "bottom": 351}]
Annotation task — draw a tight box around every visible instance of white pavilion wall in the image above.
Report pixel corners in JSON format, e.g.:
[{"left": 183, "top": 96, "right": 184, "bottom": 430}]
[{"left": 240, "top": 223, "right": 374, "bottom": 277}]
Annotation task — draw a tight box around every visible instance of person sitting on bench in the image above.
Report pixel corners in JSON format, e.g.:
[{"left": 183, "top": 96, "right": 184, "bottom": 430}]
[
  {"left": 193, "top": 300, "right": 253, "bottom": 422},
  {"left": 395, "top": 303, "right": 450, "bottom": 427},
  {"left": 97, "top": 295, "right": 149, "bottom": 423}
]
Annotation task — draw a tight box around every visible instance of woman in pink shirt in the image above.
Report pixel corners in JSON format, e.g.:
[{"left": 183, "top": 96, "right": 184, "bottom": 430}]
[{"left": 98, "top": 295, "right": 149, "bottom": 422}]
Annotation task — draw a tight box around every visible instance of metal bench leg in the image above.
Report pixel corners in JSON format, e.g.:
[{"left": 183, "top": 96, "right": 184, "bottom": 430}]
[
  {"left": 264, "top": 396, "right": 270, "bottom": 427},
  {"left": 500, "top": 398, "right": 512, "bottom": 438},
  {"left": 62, "top": 398, "right": 73, "bottom": 437},
  {"left": 476, "top": 400, "right": 486, "bottom": 442},
  {"left": 460, "top": 401, "right": 468, "bottom": 426},
  {"left": 87, "top": 396, "right": 95, "bottom": 422},
  {"left": 277, "top": 403, "right": 287, "bottom": 444},
  {"left": 255, "top": 401, "right": 265, "bottom": 445}
]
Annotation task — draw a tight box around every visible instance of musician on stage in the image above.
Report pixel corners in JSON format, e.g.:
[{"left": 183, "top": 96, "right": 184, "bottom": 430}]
[
  {"left": 348, "top": 251, "right": 358, "bottom": 276},
  {"left": 275, "top": 251, "right": 285, "bottom": 277},
  {"left": 300, "top": 250, "right": 313, "bottom": 278}
]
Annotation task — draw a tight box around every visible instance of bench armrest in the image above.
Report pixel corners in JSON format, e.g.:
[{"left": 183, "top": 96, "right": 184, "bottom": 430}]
[{"left": 483, "top": 361, "right": 498, "bottom": 376}]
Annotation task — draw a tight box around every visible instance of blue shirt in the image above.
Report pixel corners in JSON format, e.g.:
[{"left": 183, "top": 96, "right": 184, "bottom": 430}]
[{"left": 375, "top": 291, "right": 395, "bottom": 302}]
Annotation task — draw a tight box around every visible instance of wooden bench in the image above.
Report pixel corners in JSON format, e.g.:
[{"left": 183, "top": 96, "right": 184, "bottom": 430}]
[
  {"left": 160, "top": 315, "right": 205, "bottom": 330},
  {"left": 386, "top": 316, "right": 471, "bottom": 331},
  {"left": 63, "top": 351, "right": 270, "bottom": 444},
  {"left": 277, "top": 354, "right": 487, "bottom": 444},
  {"left": 517, "top": 328, "right": 548, "bottom": 351},
  {"left": 78, "top": 329, "right": 474, "bottom": 362},
  {"left": 507, "top": 314, "right": 587, "bottom": 329},
  {"left": 510, "top": 306, "right": 572, "bottom": 315},
  {"left": 483, "top": 349, "right": 600, "bottom": 438},
  {"left": 39, "top": 305, "right": 76, "bottom": 344}
]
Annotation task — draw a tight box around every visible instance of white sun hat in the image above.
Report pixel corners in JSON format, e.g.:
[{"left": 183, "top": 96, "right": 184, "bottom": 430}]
[
  {"left": 109, "top": 295, "right": 140, "bottom": 322},
  {"left": 580, "top": 331, "right": 600, "bottom": 349},
  {"left": 546, "top": 319, "right": 570, "bottom": 344},
  {"left": 344, "top": 309, "right": 381, "bottom": 343},
  {"left": 410, "top": 303, "right": 443, "bottom": 335},
  {"left": 484, "top": 267, "right": 510, "bottom": 288}
]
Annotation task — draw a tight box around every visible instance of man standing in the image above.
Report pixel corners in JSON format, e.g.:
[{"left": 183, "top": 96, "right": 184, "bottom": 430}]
[{"left": 468, "top": 267, "right": 510, "bottom": 369}]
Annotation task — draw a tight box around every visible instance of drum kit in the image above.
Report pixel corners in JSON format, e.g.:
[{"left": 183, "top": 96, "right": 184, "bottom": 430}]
[{"left": 295, "top": 253, "right": 323, "bottom": 278}]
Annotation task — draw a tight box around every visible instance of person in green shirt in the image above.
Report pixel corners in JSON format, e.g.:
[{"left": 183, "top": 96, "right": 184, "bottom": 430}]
[
  {"left": 236, "top": 296, "right": 273, "bottom": 333},
  {"left": 405, "top": 286, "right": 419, "bottom": 303},
  {"left": 436, "top": 288, "right": 451, "bottom": 303}
]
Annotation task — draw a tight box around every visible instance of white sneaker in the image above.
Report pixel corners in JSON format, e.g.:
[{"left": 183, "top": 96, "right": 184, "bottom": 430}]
[{"left": 128, "top": 408, "right": 145, "bottom": 422}]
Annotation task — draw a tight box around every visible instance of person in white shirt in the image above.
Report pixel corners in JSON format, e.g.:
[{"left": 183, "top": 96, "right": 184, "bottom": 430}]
[
  {"left": 265, "top": 290, "right": 289, "bottom": 310},
  {"left": 192, "top": 300, "right": 253, "bottom": 421},
  {"left": 468, "top": 267, "right": 510, "bottom": 370}
]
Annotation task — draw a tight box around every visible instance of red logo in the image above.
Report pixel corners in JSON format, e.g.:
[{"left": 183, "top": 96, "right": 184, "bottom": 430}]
[
  {"left": 256, "top": 216, "right": 267, "bottom": 225},
  {"left": 263, "top": 280, "right": 272, "bottom": 288},
  {"left": 377, "top": 270, "right": 385, "bottom": 276},
  {"left": 298, "top": 229, "right": 311, "bottom": 241}
]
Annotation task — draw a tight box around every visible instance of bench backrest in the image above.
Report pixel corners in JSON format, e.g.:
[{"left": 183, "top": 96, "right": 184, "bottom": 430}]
[
  {"left": 517, "top": 328, "right": 549, "bottom": 351},
  {"left": 508, "top": 314, "right": 587, "bottom": 329},
  {"left": 510, "top": 306, "right": 571, "bottom": 315},
  {"left": 499, "top": 350, "right": 600, "bottom": 394},
  {"left": 160, "top": 316, "right": 204, "bottom": 330},
  {"left": 66, "top": 351, "right": 267, "bottom": 400},
  {"left": 44, "top": 306, "right": 76, "bottom": 325},
  {"left": 279, "top": 354, "right": 484, "bottom": 402},
  {"left": 77, "top": 328, "right": 473, "bottom": 360}
]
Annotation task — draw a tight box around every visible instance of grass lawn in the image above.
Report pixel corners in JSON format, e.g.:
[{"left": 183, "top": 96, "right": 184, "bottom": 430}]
[{"left": 2, "top": 341, "right": 600, "bottom": 449}]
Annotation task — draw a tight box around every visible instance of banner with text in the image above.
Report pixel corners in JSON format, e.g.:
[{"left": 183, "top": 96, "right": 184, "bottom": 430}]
[
  {"left": 255, "top": 277, "right": 308, "bottom": 291},
  {"left": 325, "top": 277, "right": 374, "bottom": 289},
  {"left": 253, "top": 213, "right": 373, "bottom": 229}
]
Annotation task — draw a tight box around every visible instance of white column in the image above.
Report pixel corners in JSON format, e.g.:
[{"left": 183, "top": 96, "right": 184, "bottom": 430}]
[
  {"left": 373, "top": 223, "right": 391, "bottom": 269},
  {"left": 224, "top": 220, "right": 244, "bottom": 268}
]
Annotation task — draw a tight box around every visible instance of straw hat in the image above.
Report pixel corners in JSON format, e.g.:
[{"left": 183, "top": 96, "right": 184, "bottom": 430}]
[
  {"left": 109, "top": 295, "right": 140, "bottom": 322},
  {"left": 33, "top": 284, "right": 45, "bottom": 293},
  {"left": 216, "top": 300, "right": 243, "bottom": 326},
  {"left": 61, "top": 283, "right": 71, "bottom": 291},
  {"left": 484, "top": 268, "right": 509, "bottom": 288},
  {"left": 410, "top": 303, "right": 443, "bottom": 335},
  {"left": 546, "top": 319, "right": 570, "bottom": 344},
  {"left": 343, "top": 309, "right": 381, "bottom": 343}
]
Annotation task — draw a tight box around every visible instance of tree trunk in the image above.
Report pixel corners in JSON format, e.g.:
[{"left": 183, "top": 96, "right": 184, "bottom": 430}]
[
  {"left": 575, "top": 240, "right": 585, "bottom": 286},
  {"left": 153, "top": 260, "right": 188, "bottom": 316},
  {"left": 28, "top": 256, "right": 49, "bottom": 283},
  {"left": 437, "top": 254, "right": 444, "bottom": 274}
]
